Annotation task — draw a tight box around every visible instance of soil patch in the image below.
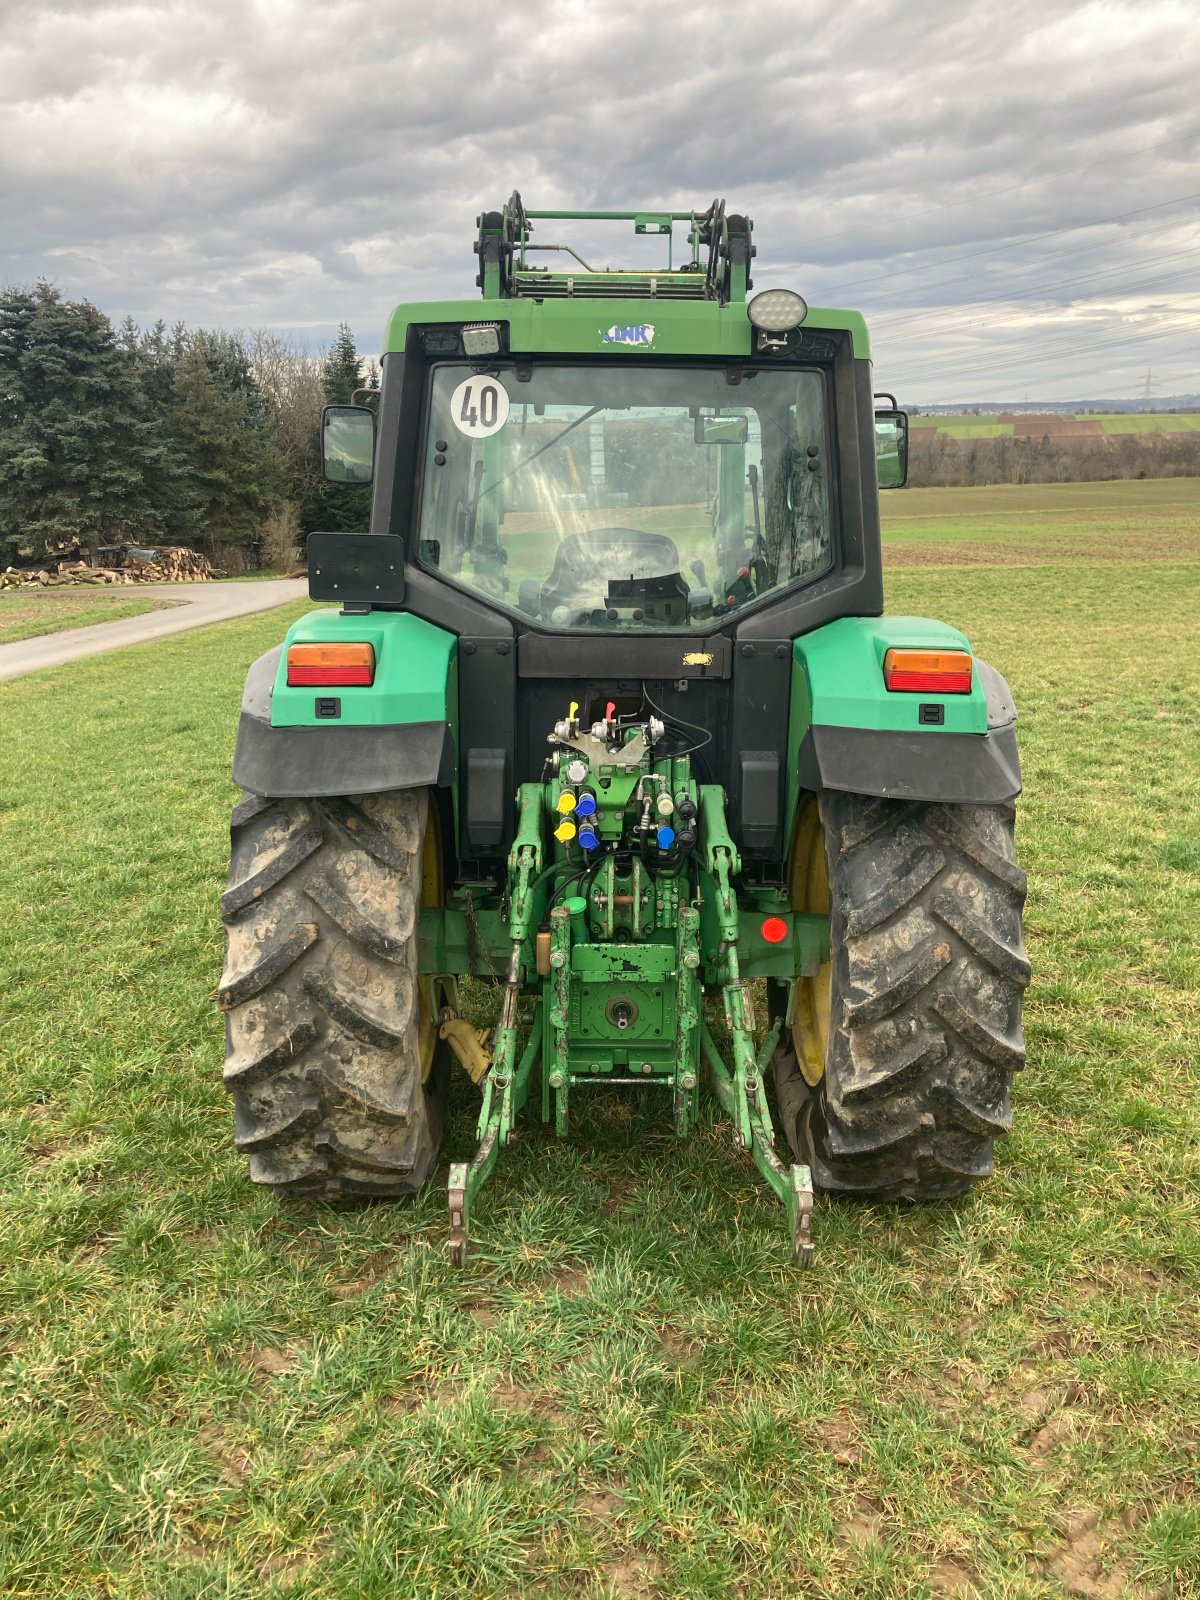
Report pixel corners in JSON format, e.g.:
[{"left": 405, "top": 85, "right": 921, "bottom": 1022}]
[
  {"left": 198, "top": 1421, "right": 254, "bottom": 1485},
  {"left": 658, "top": 1325, "right": 698, "bottom": 1367},
  {"left": 1010, "top": 416, "right": 1105, "bottom": 437},
  {"left": 577, "top": 1488, "right": 623, "bottom": 1519},
  {"left": 245, "top": 1345, "right": 303, "bottom": 1379},
  {"left": 492, "top": 1378, "right": 568, "bottom": 1425},
  {"left": 601, "top": 1552, "right": 664, "bottom": 1596},
  {"left": 330, "top": 1250, "right": 394, "bottom": 1300},
  {"left": 816, "top": 1414, "right": 862, "bottom": 1466},
  {"left": 1042, "top": 1508, "right": 1135, "bottom": 1599},
  {"left": 601, "top": 1175, "right": 639, "bottom": 1214},
  {"left": 928, "top": 1559, "right": 981, "bottom": 1597},
  {"left": 837, "top": 1493, "right": 888, "bottom": 1552},
  {"left": 546, "top": 1264, "right": 591, "bottom": 1298}
]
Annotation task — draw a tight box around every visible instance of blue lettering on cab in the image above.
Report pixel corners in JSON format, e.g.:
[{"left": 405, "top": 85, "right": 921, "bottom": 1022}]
[{"left": 601, "top": 323, "right": 656, "bottom": 346}]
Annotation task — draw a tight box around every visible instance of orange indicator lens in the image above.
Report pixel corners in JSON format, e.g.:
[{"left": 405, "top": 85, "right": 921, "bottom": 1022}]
[
  {"left": 286, "top": 642, "right": 375, "bottom": 686},
  {"left": 883, "top": 648, "right": 972, "bottom": 694}
]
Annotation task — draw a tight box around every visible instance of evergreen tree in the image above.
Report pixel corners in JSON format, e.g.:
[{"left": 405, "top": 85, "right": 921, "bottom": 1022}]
[
  {"left": 170, "top": 339, "right": 280, "bottom": 554},
  {"left": 130, "top": 319, "right": 203, "bottom": 545},
  {"left": 323, "top": 323, "right": 363, "bottom": 406},
  {"left": 193, "top": 329, "right": 271, "bottom": 428},
  {"left": 0, "top": 283, "right": 166, "bottom": 561},
  {"left": 312, "top": 323, "right": 372, "bottom": 532}
]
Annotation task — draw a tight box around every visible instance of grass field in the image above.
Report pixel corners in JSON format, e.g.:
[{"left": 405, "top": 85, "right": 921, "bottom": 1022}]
[
  {"left": 1077, "top": 416, "right": 1200, "bottom": 435},
  {"left": 0, "top": 589, "right": 170, "bottom": 644},
  {"left": 1, "top": 480, "right": 1198, "bottom": 1598},
  {"left": 881, "top": 478, "right": 1200, "bottom": 566},
  {"left": 910, "top": 415, "right": 1200, "bottom": 438},
  {"left": 910, "top": 420, "right": 1015, "bottom": 438}
]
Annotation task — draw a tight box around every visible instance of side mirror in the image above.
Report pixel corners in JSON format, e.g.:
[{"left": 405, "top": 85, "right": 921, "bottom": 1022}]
[
  {"left": 694, "top": 414, "right": 749, "bottom": 445},
  {"left": 322, "top": 404, "right": 376, "bottom": 484},
  {"left": 873, "top": 408, "right": 908, "bottom": 489}
]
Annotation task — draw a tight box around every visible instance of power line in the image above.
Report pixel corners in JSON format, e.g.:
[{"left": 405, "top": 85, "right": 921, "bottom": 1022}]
[
  {"left": 890, "top": 316, "right": 1200, "bottom": 385},
  {"left": 908, "top": 344, "right": 1200, "bottom": 401},
  {"left": 781, "top": 131, "right": 1200, "bottom": 252},
  {"left": 863, "top": 237, "right": 1200, "bottom": 333},
  {"left": 893, "top": 314, "right": 1200, "bottom": 378},
  {"left": 872, "top": 263, "right": 1200, "bottom": 361},
  {"left": 849, "top": 210, "right": 1200, "bottom": 320},
  {"left": 818, "top": 189, "right": 1200, "bottom": 294}
]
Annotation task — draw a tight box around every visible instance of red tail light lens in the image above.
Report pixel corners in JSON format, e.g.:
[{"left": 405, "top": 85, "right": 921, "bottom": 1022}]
[
  {"left": 286, "top": 642, "right": 375, "bottom": 686},
  {"left": 760, "top": 915, "right": 789, "bottom": 944},
  {"left": 883, "top": 648, "right": 973, "bottom": 694}
]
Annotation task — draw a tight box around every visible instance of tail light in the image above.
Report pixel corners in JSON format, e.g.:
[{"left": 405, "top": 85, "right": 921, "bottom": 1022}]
[
  {"left": 883, "top": 648, "right": 972, "bottom": 694},
  {"left": 286, "top": 642, "right": 375, "bottom": 686}
]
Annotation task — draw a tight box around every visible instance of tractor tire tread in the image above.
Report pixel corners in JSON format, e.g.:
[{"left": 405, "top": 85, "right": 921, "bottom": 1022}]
[
  {"left": 219, "top": 787, "right": 443, "bottom": 1200},
  {"left": 776, "top": 791, "right": 1028, "bottom": 1200}
]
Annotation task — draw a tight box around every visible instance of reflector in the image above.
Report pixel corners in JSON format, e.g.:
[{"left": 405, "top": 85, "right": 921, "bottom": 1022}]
[
  {"left": 760, "top": 915, "right": 789, "bottom": 944},
  {"left": 883, "top": 648, "right": 973, "bottom": 694},
  {"left": 286, "top": 642, "right": 375, "bottom": 687}
]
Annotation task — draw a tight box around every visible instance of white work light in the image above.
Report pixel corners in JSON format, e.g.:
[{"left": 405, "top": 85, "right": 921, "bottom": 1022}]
[
  {"left": 747, "top": 290, "right": 808, "bottom": 331},
  {"left": 462, "top": 323, "right": 502, "bottom": 357}
]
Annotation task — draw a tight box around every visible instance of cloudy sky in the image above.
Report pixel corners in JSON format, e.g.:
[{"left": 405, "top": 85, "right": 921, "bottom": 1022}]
[{"left": 2, "top": 0, "right": 1198, "bottom": 404}]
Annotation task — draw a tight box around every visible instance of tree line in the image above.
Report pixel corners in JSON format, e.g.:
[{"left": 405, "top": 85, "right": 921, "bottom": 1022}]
[
  {"left": 0, "top": 282, "right": 374, "bottom": 570},
  {"left": 909, "top": 426, "right": 1200, "bottom": 489}
]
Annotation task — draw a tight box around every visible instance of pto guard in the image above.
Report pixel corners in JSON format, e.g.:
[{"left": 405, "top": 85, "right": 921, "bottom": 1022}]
[
  {"left": 231, "top": 610, "right": 458, "bottom": 799},
  {"left": 790, "top": 616, "right": 1021, "bottom": 806}
]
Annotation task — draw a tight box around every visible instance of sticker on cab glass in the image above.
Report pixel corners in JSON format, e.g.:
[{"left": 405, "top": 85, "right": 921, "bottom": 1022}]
[
  {"left": 601, "top": 323, "right": 656, "bottom": 347},
  {"left": 449, "top": 376, "right": 510, "bottom": 438}
]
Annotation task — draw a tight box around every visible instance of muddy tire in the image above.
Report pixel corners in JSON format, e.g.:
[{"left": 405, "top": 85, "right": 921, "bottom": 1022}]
[
  {"left": 218, "top": 788, "right": 444, "bottom": 1198},
  {"left": 775, "top": 792, "right": 1030, "bottom": 1199}
]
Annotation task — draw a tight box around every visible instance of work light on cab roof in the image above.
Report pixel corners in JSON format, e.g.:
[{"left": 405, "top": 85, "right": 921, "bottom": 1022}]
[
  {"left": 219, "top": 191, "right": 1030, "bottom": 1278},
  {"left": 747, "top": 288, "right": 809, "bottom": 331}
]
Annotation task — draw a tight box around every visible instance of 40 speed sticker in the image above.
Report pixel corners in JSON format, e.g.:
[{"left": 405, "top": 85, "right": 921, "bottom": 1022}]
[{"left": 449, "top": 375, "right": 510, "bottom": 439}]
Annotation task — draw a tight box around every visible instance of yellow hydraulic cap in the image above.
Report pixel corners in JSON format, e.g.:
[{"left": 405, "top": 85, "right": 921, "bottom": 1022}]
[
  {"left": 568, "top": 700, "right": 579, "bottom": 723},
  {"left": 554, "top": 818, "right": 577, "bottom": 843},
  {"left": 556, "top": 790, "right": 577, "bottom": 814}
]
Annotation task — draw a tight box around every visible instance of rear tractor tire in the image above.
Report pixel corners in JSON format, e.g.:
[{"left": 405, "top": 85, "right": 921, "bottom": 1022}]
[
  {"left": 774, "top": 791, "right": 1030, "bottom": 1199},
  {"left": 218, "top": 787, "right": 446, "bottom": 1199}
]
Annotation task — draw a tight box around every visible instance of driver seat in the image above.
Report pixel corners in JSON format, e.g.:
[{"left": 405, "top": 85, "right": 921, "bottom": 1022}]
[{"left": 537, "top": 526, "right": 684, "bottom": 617}]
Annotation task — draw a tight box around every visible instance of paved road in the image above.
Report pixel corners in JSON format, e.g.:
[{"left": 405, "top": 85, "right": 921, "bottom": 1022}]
[{"left": 0, "top": 577, "right": 307, "bottom": 683}]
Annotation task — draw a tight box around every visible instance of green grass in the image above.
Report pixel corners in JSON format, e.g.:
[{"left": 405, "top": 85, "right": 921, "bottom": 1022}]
[
  {"left": 912, "top": 414, "right": 1200, "bottom": 437},
  {"left": 218, "top": 569, "right": 295, "bottom": 582},
  {"left": 1076, "top": 414, "right": 1200, "bottom": 434},
  {"left": 1, "top": 486, "right": 1199, "bottom": 1597},
  {"left": 881, "top": 477, "right": 1200, "bottom": 562},
  {"left": 926, "top": 422, "right": 1014, "bottom": 439},
  {"left": 0, "top": 589, "right": 169, "bottom": 644}
]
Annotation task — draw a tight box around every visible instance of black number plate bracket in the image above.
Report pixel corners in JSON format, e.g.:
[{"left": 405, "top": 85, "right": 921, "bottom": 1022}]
[{"left": 307, "top": 533, "right": 405, "bottom": 607}]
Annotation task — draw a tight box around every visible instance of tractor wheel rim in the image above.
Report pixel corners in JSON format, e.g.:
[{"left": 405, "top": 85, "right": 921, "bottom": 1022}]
[
  {"left": 790, "top": 798, "right": 831, "bottom": 1088},
  {"left": 417, "top": 800, "right": 443, "bottom": 1081}
]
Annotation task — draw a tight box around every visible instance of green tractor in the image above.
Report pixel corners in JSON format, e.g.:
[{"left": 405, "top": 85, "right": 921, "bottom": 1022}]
[{"left": 219, "top": 196, "right": 1028, "bottom": 1265}]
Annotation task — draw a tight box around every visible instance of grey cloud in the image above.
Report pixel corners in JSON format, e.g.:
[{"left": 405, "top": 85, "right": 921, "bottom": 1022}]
[{"left": 1, "top": 0, "right": 1197, "bottom": 400}]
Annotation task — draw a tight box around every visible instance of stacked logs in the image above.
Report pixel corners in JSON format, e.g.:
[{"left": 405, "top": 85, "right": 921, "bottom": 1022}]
[{"left": 0, "top": 548, "right": 214, "bottom": 589}]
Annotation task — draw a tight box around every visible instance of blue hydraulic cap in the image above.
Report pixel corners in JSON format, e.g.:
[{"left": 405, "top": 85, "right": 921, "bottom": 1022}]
[
  {"left": 656, "top": 824, "right": 676, "bottom": 849},
  {"left": 575, "top": 790, "right": 598, "bottom": 818},
  {"left": 578, "top": 823, "right": 600, "bottom": 851}
]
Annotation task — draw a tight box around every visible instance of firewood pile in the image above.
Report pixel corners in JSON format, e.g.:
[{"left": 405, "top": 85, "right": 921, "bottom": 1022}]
[{"left": 0, "top": 548, "right": 214, "bottom": 590}]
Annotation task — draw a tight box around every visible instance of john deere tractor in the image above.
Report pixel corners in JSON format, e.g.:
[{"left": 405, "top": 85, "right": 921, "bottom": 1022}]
[{"left": 219, "top": 196, "right": 1028, "bottom": 1265}]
